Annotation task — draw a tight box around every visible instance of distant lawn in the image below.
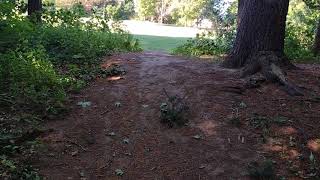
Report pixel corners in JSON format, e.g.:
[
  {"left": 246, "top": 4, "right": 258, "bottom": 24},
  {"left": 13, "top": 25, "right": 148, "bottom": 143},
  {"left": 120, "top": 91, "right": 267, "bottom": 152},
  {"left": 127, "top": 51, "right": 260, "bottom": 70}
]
[{"left": 134, "top": 35, "right": 190, "bottom": 52}]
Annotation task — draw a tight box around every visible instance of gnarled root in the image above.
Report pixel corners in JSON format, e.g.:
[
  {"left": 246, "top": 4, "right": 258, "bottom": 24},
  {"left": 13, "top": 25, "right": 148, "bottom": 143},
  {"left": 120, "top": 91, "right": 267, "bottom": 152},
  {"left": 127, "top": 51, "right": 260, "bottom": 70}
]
[{"left": 241, "top": 51, "right": 303, "bottom": 96}]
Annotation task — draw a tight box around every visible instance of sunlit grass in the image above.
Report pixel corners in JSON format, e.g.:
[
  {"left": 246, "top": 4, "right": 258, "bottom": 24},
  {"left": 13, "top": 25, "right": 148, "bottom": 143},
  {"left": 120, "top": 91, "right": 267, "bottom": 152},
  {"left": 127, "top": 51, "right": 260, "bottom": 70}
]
[{"left": 134, "top": 35, "right": 190, "bottom": 52}]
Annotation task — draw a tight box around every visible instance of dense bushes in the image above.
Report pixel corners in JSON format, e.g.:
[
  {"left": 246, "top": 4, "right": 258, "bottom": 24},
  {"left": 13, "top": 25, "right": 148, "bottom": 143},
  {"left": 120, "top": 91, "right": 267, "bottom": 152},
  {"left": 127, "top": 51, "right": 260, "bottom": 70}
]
[
  {"left": 1, "top": 48, "right": 67, "bottom": 115},
  {"left": 0, "top": 1, "right": 140, "bottom": 178},
  {"left": 284, "top": 0, "right": 320, "bottom": 61}
]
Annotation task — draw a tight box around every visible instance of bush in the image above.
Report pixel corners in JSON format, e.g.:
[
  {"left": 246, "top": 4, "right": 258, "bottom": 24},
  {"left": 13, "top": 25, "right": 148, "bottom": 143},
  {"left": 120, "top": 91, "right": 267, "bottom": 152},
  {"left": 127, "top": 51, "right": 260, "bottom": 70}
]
[
  {"left": 172, "top": 32, "right": 233, "bottom": 57},
  {"left": 0, "top": 48, "right": 67, "bottom": 116},
  {"left": 284, "top": 0, "right": 320, "bottom": 62}
]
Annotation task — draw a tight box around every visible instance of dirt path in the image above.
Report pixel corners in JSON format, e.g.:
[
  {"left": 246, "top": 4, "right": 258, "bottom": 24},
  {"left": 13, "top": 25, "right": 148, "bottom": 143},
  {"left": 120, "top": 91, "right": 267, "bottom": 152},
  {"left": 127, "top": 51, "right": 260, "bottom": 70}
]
[{"left": 34, "top": 52, "right": 320, "bottom": 180}]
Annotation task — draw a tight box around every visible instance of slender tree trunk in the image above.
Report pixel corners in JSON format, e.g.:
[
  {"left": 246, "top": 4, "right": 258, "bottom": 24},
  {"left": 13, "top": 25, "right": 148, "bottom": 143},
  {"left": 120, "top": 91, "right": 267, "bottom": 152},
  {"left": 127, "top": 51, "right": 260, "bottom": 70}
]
[
  {"left": 313, "top": 19, "right": 320, "bottom": 56},
  {"left": 223, "top": 0, "right": 289, "bottom": 68},
  {"left": 28, "top": 0, "right": 42, "bottom": 22}
]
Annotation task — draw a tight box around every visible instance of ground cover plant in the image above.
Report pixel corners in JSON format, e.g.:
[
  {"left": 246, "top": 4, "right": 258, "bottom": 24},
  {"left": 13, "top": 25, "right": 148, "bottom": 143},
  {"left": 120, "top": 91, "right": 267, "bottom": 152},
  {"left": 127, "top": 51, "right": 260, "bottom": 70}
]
[{"left": 0, "top": 1, "right": 140, "bottom": 178}]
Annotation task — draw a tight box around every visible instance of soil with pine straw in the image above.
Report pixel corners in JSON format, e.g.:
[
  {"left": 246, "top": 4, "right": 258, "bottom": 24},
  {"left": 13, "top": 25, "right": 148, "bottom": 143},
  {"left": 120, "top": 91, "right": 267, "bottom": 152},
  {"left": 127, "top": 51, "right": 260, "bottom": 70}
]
[{"left": 32, "top": 52, "right": 320, "bottom": 179}]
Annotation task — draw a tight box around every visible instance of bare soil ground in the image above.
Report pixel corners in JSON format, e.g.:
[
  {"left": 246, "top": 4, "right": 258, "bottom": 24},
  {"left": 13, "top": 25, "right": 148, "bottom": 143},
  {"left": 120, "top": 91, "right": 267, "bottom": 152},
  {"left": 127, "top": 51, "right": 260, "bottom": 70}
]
[{"left": 33, "top": 52, "right": 320, "bottom": 180}]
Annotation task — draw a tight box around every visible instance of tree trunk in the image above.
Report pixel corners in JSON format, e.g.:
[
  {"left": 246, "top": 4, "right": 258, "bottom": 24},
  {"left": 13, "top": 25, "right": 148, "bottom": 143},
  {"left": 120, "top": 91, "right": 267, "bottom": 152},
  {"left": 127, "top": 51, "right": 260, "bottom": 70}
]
[
  {"left": 28, "top": 0, "right": 42, "bottom": 22},
  {"left": 313, "top": 19, "right": 320, "bottom": 56},
  {"left": 223, "top": 0, "right": 289, "bottom": 68},
  {"left": 223, "top": 0, "right": 302, "bottom": 96}
]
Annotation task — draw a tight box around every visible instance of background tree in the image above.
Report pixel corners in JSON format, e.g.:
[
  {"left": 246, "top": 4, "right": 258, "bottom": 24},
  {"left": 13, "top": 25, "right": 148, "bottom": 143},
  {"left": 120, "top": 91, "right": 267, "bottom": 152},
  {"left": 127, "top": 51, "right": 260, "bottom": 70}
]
[
  {"left": 285, "top": 0, "right": 319, "bottom": 59},
  {"left": 303, "top": 0, "right": 320, "bottom": 55},
  {"left": 28, "top": 0, "right": 42, "bottom": 22},
  {"left": 138, "top": 0, "right": 157, "bottom": 20}
]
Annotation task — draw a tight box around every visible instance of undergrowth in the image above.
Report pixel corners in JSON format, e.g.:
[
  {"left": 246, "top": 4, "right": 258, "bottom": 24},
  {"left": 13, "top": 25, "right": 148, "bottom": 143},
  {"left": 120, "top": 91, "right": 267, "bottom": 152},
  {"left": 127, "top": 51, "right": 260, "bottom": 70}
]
[
  {"left": 172, "top": 32, "right": 233, "bottom": 57},
  {"left": 160, "top": 89, "right": 189, "bottom": 127},
  {"left": 0, "top": 1, "right": 140, "bottom": 178}
]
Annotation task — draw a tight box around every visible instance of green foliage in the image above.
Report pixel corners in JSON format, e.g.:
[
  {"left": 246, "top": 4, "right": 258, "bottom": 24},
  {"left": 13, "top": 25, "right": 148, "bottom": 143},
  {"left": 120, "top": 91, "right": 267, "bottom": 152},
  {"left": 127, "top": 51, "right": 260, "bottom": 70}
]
[
  {"left": 285, "top": 0, "right": 320, "bottom": 61},
  {"left": 1, "top": 155, "right": 41, "bottom": 180},
  {"left": 172, "top": 32, "right": 233, "bottom": 56},
  {"left": 0, "top": 48, "right": 67, "bottom": 116},
  {"left": 0, "top": 1, "right": 140, "bottom": 178},
  {"left": 160, "top": 89, "right": 189, "bottom": 128},
  {"left": 104, "top": 0, "right": 135, "bottom": 20},
  {"left": 138, "top": 0, "right": 157, "bottom": 20},
  {"left": 171, "top": 0, "right": 207, "bottom": 26},
  {"left": 172, "top": 1, "right": 236, "bottom": 57}
]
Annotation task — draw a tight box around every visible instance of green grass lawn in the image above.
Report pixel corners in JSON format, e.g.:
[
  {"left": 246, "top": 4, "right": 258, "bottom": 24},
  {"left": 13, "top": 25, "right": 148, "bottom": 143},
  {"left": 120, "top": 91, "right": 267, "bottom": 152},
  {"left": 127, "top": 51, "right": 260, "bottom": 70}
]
[{"left": 134, "top": 35, "right": 190, "bottom": 52}]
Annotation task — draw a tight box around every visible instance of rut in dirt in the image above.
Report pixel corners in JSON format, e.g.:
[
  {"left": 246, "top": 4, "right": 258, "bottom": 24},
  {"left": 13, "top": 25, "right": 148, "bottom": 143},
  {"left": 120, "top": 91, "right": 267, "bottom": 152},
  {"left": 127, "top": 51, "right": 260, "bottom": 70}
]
[{"left": 34, "top": 52, "right": 275, "bottom": 179}]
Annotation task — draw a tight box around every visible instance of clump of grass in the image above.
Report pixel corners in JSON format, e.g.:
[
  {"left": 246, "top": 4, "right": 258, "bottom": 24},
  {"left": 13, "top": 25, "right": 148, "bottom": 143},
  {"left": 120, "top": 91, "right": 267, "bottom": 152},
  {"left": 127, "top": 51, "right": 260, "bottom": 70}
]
[
  {"left": 249, "top": 114, "right": 289, "bottom": 143},
  {"left": 228, "top": 107, "right": 242, "bottom": 127},
  {"left": 247, "top": 160, "right": 276, "bottom": 179},
  {"left": 250, "top": 114, "right": 289, "bottom": 129},
  {"left": 160, "top": 89, "right": 189, "bottom": 128}
]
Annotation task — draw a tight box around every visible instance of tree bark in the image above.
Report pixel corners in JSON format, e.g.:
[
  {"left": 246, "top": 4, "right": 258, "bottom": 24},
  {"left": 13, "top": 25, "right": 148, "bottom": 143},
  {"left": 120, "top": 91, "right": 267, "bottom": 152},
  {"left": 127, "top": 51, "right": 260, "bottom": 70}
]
[
  {"left": 28, "top": 0, "right": 42, "bottom": 22},
  {"left": 313, "top": 19, "right": 320, "bottom": 56},
  {"left": 223, "top": 0, "right": 302, "bottom": 96},
  {"left": 223, "top": 0, "right": 290, "bottom": 68}
]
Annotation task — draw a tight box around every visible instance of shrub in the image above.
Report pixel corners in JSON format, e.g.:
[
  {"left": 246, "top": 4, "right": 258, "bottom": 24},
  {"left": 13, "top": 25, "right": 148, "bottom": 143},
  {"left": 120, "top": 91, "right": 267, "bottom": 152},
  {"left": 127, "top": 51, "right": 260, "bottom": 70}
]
[
  {"left": 160, "top": 89, "right": 190, "bottom": 127},
  {"left": 0, "top": 47, "right": 67, "bottom": 116},
  {"left": 172, "top": 32, "right": 233, "bottom": 57}
]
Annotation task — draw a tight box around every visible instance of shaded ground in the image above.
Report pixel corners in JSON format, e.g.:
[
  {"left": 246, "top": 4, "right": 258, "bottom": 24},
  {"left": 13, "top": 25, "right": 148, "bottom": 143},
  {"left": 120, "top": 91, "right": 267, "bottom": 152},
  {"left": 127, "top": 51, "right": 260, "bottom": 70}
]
[{"left": 33, "top": 52, "right": 320, "bottom": 179}]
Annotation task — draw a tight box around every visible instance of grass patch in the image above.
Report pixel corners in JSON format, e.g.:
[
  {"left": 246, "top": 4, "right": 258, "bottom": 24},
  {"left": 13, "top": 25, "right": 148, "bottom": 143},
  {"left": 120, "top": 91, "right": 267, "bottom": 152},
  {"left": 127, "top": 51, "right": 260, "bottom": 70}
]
[{"left": 134, "top": 34, "right": 189, "bottom": 52}]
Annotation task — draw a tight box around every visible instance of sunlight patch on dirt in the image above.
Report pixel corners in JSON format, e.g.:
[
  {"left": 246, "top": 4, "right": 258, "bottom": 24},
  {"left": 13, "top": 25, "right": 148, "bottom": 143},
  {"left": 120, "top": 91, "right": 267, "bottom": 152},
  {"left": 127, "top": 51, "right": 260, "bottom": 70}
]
[
  {"left": 275, "top": 126, "right": 298, "bottom": 135},
  {"left": 307, "top": 139, "right": 320, "bottom": 152},
  {"left": 197, "top": 120, "right": 217, "bottom": 136}
]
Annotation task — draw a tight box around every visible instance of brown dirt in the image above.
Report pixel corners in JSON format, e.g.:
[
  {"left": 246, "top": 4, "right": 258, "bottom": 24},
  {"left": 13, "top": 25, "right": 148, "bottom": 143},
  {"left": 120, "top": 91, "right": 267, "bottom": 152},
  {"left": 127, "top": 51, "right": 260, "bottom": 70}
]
[{"left": 33, "top": 52, "right": 320, "bottom": 180}]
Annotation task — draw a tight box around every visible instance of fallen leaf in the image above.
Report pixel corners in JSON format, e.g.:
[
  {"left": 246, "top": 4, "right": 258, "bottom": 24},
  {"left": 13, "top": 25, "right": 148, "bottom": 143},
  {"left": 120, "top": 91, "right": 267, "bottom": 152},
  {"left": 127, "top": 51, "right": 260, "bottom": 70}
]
[
  {"left": 77, "top": 101, "right": 91, "bottom": 108},
  {"left": 192, "top": 135, "right": 201, "bottom": 140},
  {"left": 107, "top": 76, "right": 123, "bottom": 81},
  {"left": 107, "top": 132, "right": 116, "bottom": 136},
  {"left": 115, "top": 169, "right": 124, "bottom": 176},
  {"left": 115, "top": 102, "right": 121, "bottom": 107},
  {"left": 123, "top": 138, "right": 130, "bottom": 144},
  {"left": 239, "top": 102, "right": 247, "bottom": 108},
  {"left": 142, "top": 104, "right": 149, "bottom": 108},
  {"left": 71, "top": 150, "right": 78, "bottom": 156}
]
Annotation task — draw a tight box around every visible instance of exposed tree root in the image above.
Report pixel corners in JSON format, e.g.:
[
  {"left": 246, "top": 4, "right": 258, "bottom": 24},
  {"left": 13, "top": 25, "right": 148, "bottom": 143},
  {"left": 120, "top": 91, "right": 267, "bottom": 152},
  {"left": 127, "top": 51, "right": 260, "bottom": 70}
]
[{"left": 240, "top": 51, "right": 303, "bottom": 96}]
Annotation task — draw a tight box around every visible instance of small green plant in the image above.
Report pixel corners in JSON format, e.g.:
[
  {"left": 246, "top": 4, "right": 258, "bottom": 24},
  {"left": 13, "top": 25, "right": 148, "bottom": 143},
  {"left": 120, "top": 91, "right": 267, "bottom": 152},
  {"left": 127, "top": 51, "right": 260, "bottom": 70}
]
[
  {"left": 160, "top": 89, "right": 189, "bottom": 127},
  {"left": 247, "top": 160, "right": 276, "bottom": 180},
  {"left": 249, "top": 114, "right": 289, "bottom": 143},
  {"left": 250, "top": 115, "right": 289, "bottom": 129},
  {"left": 249, "top": 115, "right": 271, "bottom": 130}
]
